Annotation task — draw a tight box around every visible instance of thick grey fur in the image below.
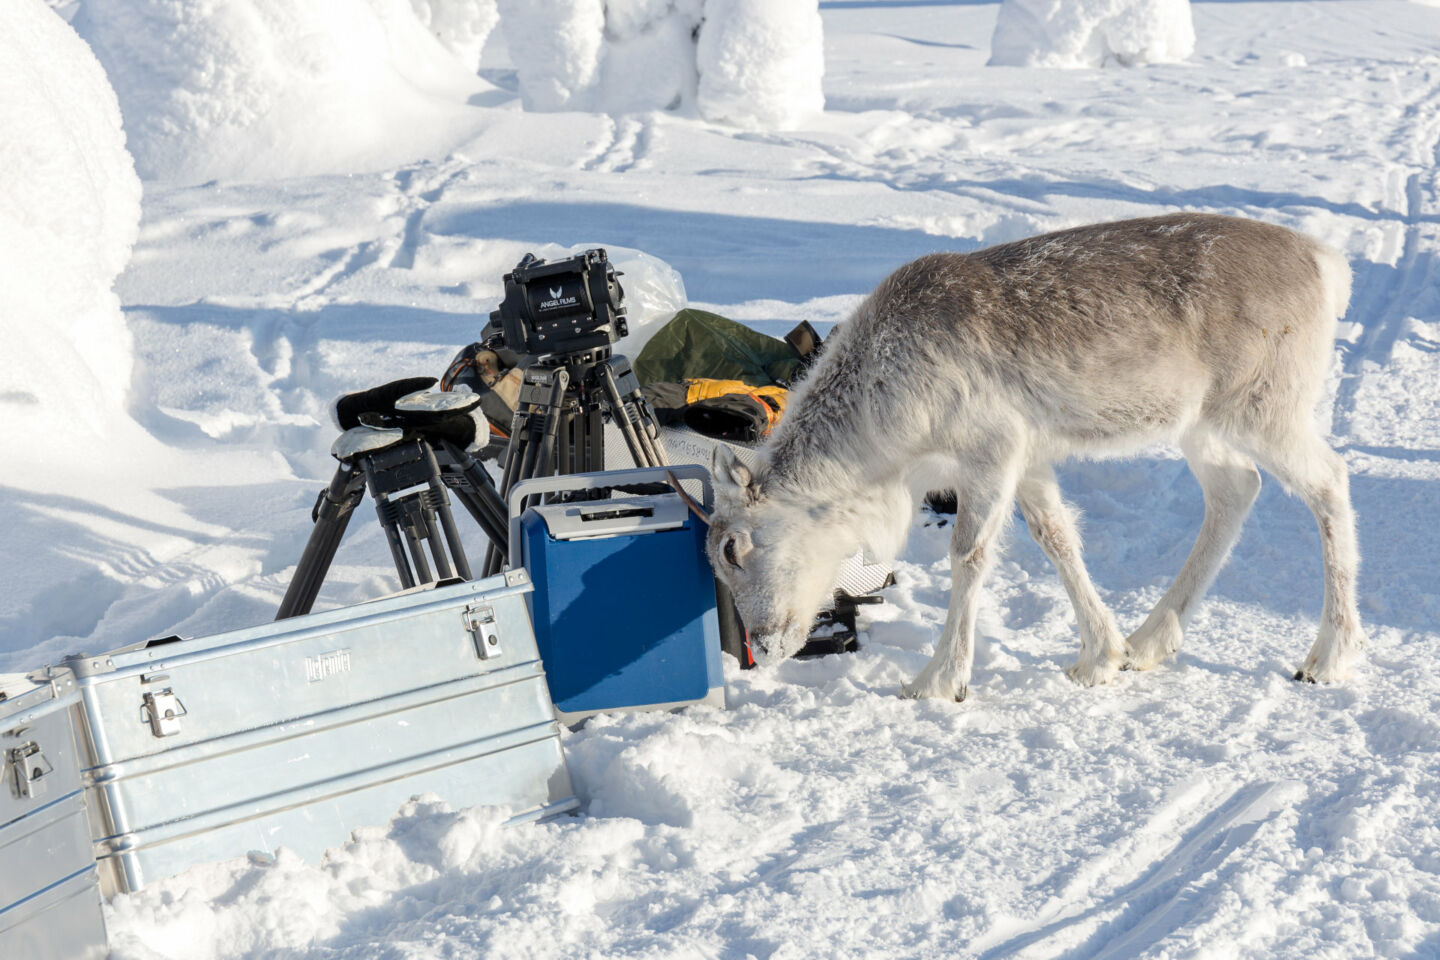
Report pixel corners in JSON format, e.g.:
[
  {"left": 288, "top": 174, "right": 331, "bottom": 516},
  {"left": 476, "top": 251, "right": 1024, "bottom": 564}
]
[{"left": 706, "top": 213, "right": 1361, "bottom": 699}]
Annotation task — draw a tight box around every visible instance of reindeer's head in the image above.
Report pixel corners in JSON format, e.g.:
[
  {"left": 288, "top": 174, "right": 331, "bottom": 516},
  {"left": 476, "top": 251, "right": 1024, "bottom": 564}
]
[{"left": 695, "top": 446, "right": 857, "bottom": 666}]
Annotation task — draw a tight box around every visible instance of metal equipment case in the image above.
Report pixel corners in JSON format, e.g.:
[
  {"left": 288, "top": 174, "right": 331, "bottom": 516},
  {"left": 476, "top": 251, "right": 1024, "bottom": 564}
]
[
  {"left": 509, "top": 465, "right": 726, "bottom": 725},
  {"left": 67, "top": 571, "right": 578, "bottom": 895},
  {"left": 0, "top": 669, "right": 108, "bottom": 960}
]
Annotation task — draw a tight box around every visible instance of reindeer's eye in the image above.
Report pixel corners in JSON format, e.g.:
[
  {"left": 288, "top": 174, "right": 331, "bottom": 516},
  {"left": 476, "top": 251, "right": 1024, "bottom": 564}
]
[{"left": 723, "top": 537, "right": 741, "bottom": 569}]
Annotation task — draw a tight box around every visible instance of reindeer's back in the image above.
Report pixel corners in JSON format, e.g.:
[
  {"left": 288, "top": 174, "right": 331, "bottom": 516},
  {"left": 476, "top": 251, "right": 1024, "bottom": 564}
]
[{"left": 844, "top": 213, "right": 1349, "bottom": 446}]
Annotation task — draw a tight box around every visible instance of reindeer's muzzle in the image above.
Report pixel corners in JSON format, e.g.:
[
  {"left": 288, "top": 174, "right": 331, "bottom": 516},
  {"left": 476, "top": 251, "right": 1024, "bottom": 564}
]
[{"left": 747, "top": 615, "right": 806, "bottom": 666}]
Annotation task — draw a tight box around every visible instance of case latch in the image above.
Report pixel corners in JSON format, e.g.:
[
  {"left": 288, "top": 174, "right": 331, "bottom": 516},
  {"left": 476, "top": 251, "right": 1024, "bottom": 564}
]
[
  {"left": 7, "top": 742, "right": 53, "bottom": 800},
  {"left": 141, "top": 689, "right": 187, "bottom": 737},
  {"left": 463, "top": 604, "right": 502, "bottom": 660}
]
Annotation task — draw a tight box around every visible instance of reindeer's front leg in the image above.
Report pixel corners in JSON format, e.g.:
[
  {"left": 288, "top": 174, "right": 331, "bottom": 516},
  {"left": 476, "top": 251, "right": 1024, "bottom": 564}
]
[{"left": 902, "top": 478, "right": 1016, "bottom": 703}]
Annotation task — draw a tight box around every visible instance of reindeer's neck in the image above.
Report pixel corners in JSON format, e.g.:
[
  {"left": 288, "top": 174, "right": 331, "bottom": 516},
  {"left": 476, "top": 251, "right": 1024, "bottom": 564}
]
[
  {"left": 760, "top": 387, "right": 899, "bottom": 508},
  {"left": 760, "top": 427, "right": 869, "bottom": 500},
  {"left": 759, "top": 321, "right": 898, "bottom": 501},
  {"left": 759, "top": 413, "right": 914, "bottom": 566},
  {"left": 749, "top": 315, "right": 920, "bottom": 564}
]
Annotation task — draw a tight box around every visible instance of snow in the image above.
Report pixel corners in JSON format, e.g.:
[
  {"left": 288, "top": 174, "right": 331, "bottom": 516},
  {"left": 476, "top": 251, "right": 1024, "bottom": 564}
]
[
  {"left": 495, "top": 0, "right": 610, "bottom": 112},
  {"left": 0, "top": 0, "right": 151, "bottom": 485},
  {"left": 697, "top": 0, "right": 826, "bottom": 130},
  {"left": 409, "top": 0, "right": 500, "bottom": 73},
  {"left": 4, "top": 0, "right": 1440, "bottom": 956},
  {"left": 72, "top": 0, "right": 493, "bottom": 184},
  {"left": 990, "top": 0, "right": 1196, "bottom": 69},
  {"left": 497, "top": 0, "right": 822, "bottom": 125}
]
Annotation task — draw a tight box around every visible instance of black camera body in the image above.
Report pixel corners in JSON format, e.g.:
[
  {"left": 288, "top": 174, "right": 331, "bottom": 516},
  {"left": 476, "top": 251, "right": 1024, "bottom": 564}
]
[{"left": 490, "top": 248, "right": 627, "bottom": 358}]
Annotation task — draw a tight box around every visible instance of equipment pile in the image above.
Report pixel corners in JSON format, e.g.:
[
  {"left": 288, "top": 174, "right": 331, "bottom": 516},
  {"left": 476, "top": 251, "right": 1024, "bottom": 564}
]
[{"left": 1, "top": 249, "right": 890, "bottom": 959}]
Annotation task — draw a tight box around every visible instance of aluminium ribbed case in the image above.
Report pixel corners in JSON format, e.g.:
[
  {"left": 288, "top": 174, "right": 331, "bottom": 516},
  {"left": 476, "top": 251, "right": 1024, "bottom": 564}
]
[
  {"left": 67, "top": 570, "right": 578, "bottom": 896},
  {"left": 0, "top": 668, "right": 109, "bottom": 960}
]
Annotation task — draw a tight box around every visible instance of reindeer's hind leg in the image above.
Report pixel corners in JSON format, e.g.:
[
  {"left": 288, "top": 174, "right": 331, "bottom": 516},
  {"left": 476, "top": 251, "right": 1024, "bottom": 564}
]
[
  {"left": 902, "top": 457, "right": 1021, "bottom": 702},
  {"left": 1126, "top": 426, "right": 1261, "bottom": 671},
  {"left": 1016, "top": 465, "right": 1125, "bottom": 686},
  {"left": 1239, "top": 424, "right": 1362, "bottom": 683}
]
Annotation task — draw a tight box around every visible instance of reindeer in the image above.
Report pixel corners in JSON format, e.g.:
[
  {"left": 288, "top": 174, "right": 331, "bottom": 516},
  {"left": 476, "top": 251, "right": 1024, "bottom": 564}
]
[{"left": 684, "top": 214, "right": 1361, "bottom": 701}]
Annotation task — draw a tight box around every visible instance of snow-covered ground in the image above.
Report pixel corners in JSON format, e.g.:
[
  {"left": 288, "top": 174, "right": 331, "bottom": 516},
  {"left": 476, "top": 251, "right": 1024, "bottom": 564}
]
[{"left": 6, "top": 1, "right": 1440, "bottom": 956}]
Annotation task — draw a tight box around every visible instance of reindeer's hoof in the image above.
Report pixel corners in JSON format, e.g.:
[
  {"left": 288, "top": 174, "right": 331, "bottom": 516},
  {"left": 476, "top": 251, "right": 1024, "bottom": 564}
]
[
  {"left": 1294, "top": 661, "right": 1353, "bottom": 684},
  {"left": 1124, "top": 611, "right": 1183, "bottom": 671},
  {"left": 1066, "top": 657, "right": 1121, "bottom": 687},
  {"left": 1295, "top": 635, "right": 1362, "bottom": 685},
  {"left": 901, "top": 675, "right": 967, "bottom": 702}
]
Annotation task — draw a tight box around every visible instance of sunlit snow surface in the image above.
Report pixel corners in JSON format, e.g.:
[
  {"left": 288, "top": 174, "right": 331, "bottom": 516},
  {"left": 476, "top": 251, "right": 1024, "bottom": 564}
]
[{"left": 8, "top": 2, "right": 1440, "bottom": 957}]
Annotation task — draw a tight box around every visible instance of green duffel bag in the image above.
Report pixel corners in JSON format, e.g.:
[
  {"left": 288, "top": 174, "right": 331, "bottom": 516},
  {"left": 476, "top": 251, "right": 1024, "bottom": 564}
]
[{"left": 633, "top": 308, "right": 809, "bottom": 389}]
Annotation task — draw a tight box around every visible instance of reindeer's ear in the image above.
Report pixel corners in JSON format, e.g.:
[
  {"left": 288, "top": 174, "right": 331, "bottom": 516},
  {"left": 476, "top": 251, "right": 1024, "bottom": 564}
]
[{"left": 712, "top": 444, "right": 754, "bottom": 493}]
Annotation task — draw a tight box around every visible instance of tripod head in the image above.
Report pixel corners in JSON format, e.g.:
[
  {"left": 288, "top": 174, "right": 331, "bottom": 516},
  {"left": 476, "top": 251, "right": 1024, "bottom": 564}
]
[
  {"left": 491, "top": 248, "right": 626, "bottom": 359},
  {"left": 444, "top": 248, "right": 629, "bottom": 412}
]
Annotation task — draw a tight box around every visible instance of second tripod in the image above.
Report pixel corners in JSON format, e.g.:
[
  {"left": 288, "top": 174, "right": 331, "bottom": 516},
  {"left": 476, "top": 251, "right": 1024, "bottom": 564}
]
[{"left": 276, "top": 391, "right": 512, "bottom": 621}]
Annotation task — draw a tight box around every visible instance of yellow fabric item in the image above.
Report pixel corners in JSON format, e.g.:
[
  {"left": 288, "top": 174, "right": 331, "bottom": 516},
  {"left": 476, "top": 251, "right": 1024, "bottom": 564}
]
[
  {"left": 684, "top": 378, "right": 787, "bottom": 410},
  {"left": 682, "top": 378, "right": 788, "bottom": 435}
]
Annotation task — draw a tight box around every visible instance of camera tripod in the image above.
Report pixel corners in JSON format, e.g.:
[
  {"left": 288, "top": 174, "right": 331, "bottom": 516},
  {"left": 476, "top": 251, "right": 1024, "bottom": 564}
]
[
  {"left": 275, "top": 390, "right": 516, "bottom": 620},
  {"left": 275, "top": 348, "right": 669, "bottom": 618},
  {"left": 481, "top": 348, "right": 667, "bottom": 576}
]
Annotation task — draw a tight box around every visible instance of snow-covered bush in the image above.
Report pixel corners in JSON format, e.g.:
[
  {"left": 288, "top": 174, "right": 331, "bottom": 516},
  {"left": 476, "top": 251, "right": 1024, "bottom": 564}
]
[
  {"left": 696, "top": 0, "right": 825, "bottom": 129},
  {"left": 73, "top": 0, "right": 491, "bottom": 183},
  {"left": 989, "top": 0, "right": 1195, "bottom": 69},
  {"left": 498, "top": 0, "right": 824, "bottom": 128},
  {"left": 602, "top": 0, "right": 705, "bottom": 115},
  {"left": 410, "top": 0, "right": 500, "bottom": 73},
  {"left": 0, "top": 0, "right": 144, "bottom": 468},
  {"left": 495, "top": 0, "right": 611, "bottom": 111}
]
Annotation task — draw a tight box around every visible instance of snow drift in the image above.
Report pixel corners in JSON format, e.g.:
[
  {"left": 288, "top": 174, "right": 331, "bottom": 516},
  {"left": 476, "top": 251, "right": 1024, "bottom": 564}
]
[
  {"left": 498, "top": 0, "right": 824, "bottom": 128},
  {"left": 989, "top": 0, "right": 1196, "bottom": 68},
  {"left": 0, "top": 0, "right": 148, "bottom": 479},
  {"left": 73, "top": 0, "right": 494, "bottom": 183}
]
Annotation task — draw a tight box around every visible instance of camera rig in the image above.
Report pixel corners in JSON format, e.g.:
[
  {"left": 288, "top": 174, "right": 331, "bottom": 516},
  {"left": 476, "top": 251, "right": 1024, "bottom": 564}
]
[
  {"left": 276, "top": 248, "right": 670, "bottom": 619},
  {"left": 475, "top": 248, "right": 667, "bottom": 575}
]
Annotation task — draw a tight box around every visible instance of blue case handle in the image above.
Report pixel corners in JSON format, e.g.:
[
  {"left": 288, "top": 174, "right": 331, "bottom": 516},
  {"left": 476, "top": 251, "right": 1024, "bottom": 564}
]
[{"left": 507, "top": 465, "right": 714, "bottom": 568}]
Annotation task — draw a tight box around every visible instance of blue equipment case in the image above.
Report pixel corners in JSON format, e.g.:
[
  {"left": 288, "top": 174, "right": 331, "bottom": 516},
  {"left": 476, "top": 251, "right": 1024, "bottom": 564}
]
[{"left": 508, "top": 466, "right": 726, "bottom": 725}]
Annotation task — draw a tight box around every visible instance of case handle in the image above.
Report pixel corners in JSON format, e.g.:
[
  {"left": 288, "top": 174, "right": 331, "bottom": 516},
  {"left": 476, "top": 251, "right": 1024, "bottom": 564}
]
[{"left": 507, "top": 465, "right": 713, "bottom": 568}]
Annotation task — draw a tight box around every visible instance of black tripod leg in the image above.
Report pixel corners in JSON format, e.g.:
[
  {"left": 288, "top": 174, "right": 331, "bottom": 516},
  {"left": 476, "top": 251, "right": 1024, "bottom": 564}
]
[
  {"left": 381, "top": 507, "right": 418, "bottom": 589},
  {"left": 277, "top": 464, "right": 367, "bottom": 620},
  {"left": 363, "top": 453, "right": 420, "bottom": 590},
  {"left": 419, "top": 504, "right": 456, "bottom": 582},
  {"left": 583, "top": 404, "right": 605, "bottom": 472},
  {"left": 598, "top": 362, "right": 648, "bottom": 467},
  {"left": 714, "top": 578, "right": 750, "bottom": 667},
  {"left": 530, "top": 371, "right": 569, "bottom": 488},
  {"left": 600, "top": 359, "right": 667, "bottom": 468},
  {"left": 485, "top": 410, "right": 532, "bottom": 577},
  {"left": 417, "top": 445, "right": 468, "bottom": 582},
  {"left": 432, "top": 493, "right": 473, "bottom": 581},
  {"left": 440, "top": 441, "right": 510, "bottom": 550},
  {"left": 557, "top": 404, "right": 573, "bottom": 476}
]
